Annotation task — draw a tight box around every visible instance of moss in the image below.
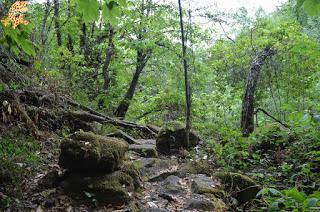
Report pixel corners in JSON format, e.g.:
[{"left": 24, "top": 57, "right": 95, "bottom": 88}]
[
  {"left": 121, "top": 162, "right": 142, "bottom": 189},
  {"left": 156, "top": 121, "right": 200, "bottom": 154},
  {"left": 205, "top": 194, "right": 227, "bottom": 211},
  {"left": 59, "top": 131, "right": 128, "bottom": 172},
  {"left": 129, "top": 144, "right": 158, "bottom": 158},
  {"left": 178, "top": 160, "right": 211, "bottom": 177},
  {"left": 97, "top": 123, "right": 118, "bottom": 135},
  {"left": 62, "top": 171, "right": 133, "bottom": 205},
  {"left": 213, "top": 172, "right": 261, "bottom": 204},
  {"left": 0, "top": 127, "right": 41, "bottom": 205},
  {"left": 162, "top": 121, "right": 185, "bottom": 132}
]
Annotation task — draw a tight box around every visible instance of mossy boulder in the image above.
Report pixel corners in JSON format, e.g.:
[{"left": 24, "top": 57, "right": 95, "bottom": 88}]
[
  {"left": 59, "top": 131, "right": 128, "bottom": 172},
  {"left": 156, "top": 121, "right": 200, "bottom": 154},
  {"left": 61, "top": 171, "right": 133, "bottom": 205},
  {"left": 121, "top": 162, "right": 143, "bottom": 189},
  {"left": 178, "top": 160, "right": 211, "bottom": 177},
  {"left": 129, "top": 144, "right": 158, "bottom": 158},
  {"left": 191, "top": 174, "right": 226, "bottom": 198},
  {"left": 213, "top": 172, "right": 261, "bottom": 204}
]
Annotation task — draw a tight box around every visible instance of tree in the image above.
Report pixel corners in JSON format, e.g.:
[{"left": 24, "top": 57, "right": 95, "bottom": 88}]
[
  {"left": 53, "top": 0, "right": 62, "bottom": 46},
  {"left": 178, "top": 0, "right": 191, "bottom": 148},
  {"left": 114, "top": 0, "right": 153, "bottom": 118},
  {"left": 241, "top": 47, "right": 275, "bottom": 136}
]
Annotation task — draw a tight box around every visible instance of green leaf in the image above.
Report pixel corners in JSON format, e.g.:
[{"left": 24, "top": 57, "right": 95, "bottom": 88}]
[
  {"left": 18, "top": 39, "right": 36, "bottom": 56},
  {"left": 10, "top": 45, "right": 19, "bottom": 55},
  {"left": 76, "top": 0, "right": 100, "bottom": 23},
  {"left": 285, "top": 188, "right": 306, "bottom": 203},
  {"left": 102, "top": 2, "right": 121, "bottom": 26},
  {"left": 303, "top": 0, "right": 320, "bottom": 16},
  {"left": 297, "top": 0, "right": 306, "bottom": 7},
  {"left": 268, "top": 201, "right": 280, "bottom": 212},
  {"left": 306, "top": 198, "right": 319, "bottom": 207}
]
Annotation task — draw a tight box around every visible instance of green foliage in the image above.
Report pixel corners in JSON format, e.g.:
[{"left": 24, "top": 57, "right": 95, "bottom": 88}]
[
  {"left": 257, "top": 187, "right": 320, "bottom": 211},
  {"left": 0, "top": 23, "right": 35, "bottom": 56},
  {"left": 297, "top": 0, "right": 320, "bottom": 16},
  {"left": 0, "top": 129, "right": 41, "bottom": 204},
  {"left": 74, "top": 0, "right": 126, "bottom": 25}
]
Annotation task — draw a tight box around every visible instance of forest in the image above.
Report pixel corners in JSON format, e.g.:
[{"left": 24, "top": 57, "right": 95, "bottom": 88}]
[{"left": 0, "top": 0, "right": 320, "bottom": 211}]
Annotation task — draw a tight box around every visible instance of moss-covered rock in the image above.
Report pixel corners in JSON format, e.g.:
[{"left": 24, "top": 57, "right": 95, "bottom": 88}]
[
  {"left": 59, "top": 131, "right": 128, "bottom": 172},
  {"left": 213, "top": 172, "right": 261, "bottom": 204},
  {"left": 191, "top": 175, "right": 226, "bottom": 199},
  {"left": 121, "top": 162, "right": 143, "bottom": 189},
  {"left": 156, "top": 121, "right": 200, "bottom": 154},
  {"left": 129, "top": 144, "right": 158, "bottom": 158},
  {"left": 178, "top": 160, "right": 211, "bottom": 177},
  {"left": 61, "top": 171, "right": 133, "bottom": 205}
]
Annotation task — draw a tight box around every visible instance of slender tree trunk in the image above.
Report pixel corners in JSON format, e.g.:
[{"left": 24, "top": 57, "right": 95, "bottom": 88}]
[
  {"left": 66, "top": 0, "right": 74, "bottom": 54},
  {"left": 102, "top": 24, "right": 115, "bottom": 90},
  {"left": 114, "top": 49, "right": 151, "bottom": 118},
  {"left": 114, "top": 0, "right": 152, "bottom": 118},
  {"left": 41, "top": 0, "right": 51, "bottom": 46},
  {"left": 53, "top": 0, "right": 62, "bottom": 46},
  {"left": 80, "top": 22, "right": 89, "bottom": 59},
  {"left": 241, "top": 47, "right": 275, "bottom": 136},
  {"left": 178, "top": 0, "right": 191, "bottom": 149}
]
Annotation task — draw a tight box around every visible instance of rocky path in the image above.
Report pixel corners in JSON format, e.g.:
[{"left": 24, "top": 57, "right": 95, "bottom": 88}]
[{"left": 3, "top": 120, "right": 260, "bottom": 211}]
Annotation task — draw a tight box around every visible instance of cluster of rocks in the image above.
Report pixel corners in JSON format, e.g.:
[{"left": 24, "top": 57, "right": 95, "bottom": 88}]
[
  {"left": 37, "top": 121, "right": 261, "bottom": 211},
  {"left": 58, "top": 131, "right": 140, "bottom": 205}
]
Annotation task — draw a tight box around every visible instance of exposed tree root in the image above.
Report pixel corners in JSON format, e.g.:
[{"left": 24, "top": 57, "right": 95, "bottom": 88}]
[{"left": 0, "top": 89, "right": 157, "bottom": 139}]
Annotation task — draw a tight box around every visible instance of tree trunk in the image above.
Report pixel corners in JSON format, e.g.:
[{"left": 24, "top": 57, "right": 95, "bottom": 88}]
[
  {"left": 178, "top": 0, "right": 191, "bottom": 149},
  {"left": 41, "top": 0, "right": 51, "bottom": 46},
  {"left": 114, "top": 49, "right": 151, "bottom": 118},
  {"left": 53, "top": 0, "right": 62, "bottom": 46},
  {"left": 114, "top": 0, "right": 152, "bottom": 118},
  {"left": 102, "top": 24, "right": 115, "bottom": 90},
  {"left": 66, "top": 0, "right": 74, "bottom": 54},
  {"left": 241, "top": 47, "right": 275, "bottom": 136}
]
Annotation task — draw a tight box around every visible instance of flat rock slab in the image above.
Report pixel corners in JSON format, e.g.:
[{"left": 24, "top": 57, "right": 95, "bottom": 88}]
[
  {"left": 135, "top": 139, "right": 156, "bottom": 145},
  {"left": 129, "top": 144, "right": 158, "bottom": 158},
  {"left": 159, "top": 175, "right": 186, "bottom": 196},
  {"left": 137, "top": 158, "right": 158, "bottom": 168}
]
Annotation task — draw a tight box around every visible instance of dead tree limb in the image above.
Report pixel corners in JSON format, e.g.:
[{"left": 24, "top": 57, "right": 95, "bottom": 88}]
[{"left": 255, "top": 108, "right": 290, "bottom": 128}]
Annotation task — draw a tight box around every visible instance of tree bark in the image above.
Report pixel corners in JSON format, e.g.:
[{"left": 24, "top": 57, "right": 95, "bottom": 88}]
[
  {"left": 53, "top": 0, "right": 62, "bottom": 46},
  {"left": 114, "top": 0, "right": 152, "bottom": 118},
  {"left": 66, "top": 0, "right": 74, "bottom": 54},
  {"left": 41, "top": 0, "right": 51, "bottom": 46},
  {"left": 114, "top": 49, "right": 151, "bottom": 118},
  {"left": 178, "top": 0, "right": 191, "bottom": 148},
  {"left": 102, "top": 24, "right": 115, "bottom": 90},
  {"left": 241, "top": 47, "right": 275, "bottom": 136}
]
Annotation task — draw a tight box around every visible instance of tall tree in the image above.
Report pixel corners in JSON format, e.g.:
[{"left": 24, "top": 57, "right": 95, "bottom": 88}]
[
  {"left": 241, "top": 47, "right": 275, "bottom": 136},
  {"left": 178, "top": 0, "right": 191, "bottom": 148},
  {"left": 114, "top": 0, "right": 152, "bottom": 118},
  {"left": 102, "top": 24, "right": 115, "bottom": 90},
  {"left": 53, "top": 0, "right": 62, "bottom": 46}
]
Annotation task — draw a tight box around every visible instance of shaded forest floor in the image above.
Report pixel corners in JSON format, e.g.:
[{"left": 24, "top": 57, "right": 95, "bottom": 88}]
[{"left": 0, "top": 89, "right": 319, "bottom": 211}]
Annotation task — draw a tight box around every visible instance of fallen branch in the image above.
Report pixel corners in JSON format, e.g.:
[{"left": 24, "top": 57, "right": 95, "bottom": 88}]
[{"left": 255, "top": 108, "right": 290, "bottom": 129}]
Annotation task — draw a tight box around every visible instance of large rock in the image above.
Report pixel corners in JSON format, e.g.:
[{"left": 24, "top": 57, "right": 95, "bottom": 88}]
[
  {"left": 61, "top": 171, "right": 133, "bottom": 205},
  {"left": 129, "top": 144, "right": 158, "bottom": 158},
  {"left": 213, "top": 172, "right": 261, "bottom": 204},
  {"left": 156, "top": 121, "right": 200, "bottom": 154},
  {"left": 159, "top": 175, "right": 185, "bottom": 196},
  {"left": 59, "top": 131, "right": 128, "bottom": 172},
  {"left": 190, "top": 174, "right": 224, "bottom": 198}
]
